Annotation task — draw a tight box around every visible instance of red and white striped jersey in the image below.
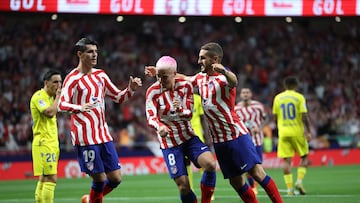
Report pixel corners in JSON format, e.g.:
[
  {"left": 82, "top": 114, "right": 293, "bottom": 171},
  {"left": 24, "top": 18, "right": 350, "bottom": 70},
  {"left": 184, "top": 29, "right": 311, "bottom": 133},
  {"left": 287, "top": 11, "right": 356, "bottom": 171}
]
[
  {"left": 190, "top": 72, "right": 248, "bottom": 144},
  {"left": 146, "top": 78, "right": 195, "bottom": 149},
  {"left": 235, "top": 100, "right": 267, "bottom": 146},
  {"left": 58, "top": 68, "right": 134, "bottom": 146}
]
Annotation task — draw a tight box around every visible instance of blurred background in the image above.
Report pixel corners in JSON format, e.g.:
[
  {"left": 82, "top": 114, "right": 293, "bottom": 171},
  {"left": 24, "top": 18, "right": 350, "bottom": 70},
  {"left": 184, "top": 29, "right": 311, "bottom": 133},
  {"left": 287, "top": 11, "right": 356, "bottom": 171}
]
[{"left": 0, "top": 1, "right": 359, "bottom": 161}]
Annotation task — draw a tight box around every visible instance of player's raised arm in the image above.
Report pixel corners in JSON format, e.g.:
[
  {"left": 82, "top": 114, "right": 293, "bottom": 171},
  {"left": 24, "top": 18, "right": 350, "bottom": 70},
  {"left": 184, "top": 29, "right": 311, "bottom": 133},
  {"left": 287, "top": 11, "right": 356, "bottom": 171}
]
[{"left": 212, "top": 63, "right": 237, "bottom": 88}]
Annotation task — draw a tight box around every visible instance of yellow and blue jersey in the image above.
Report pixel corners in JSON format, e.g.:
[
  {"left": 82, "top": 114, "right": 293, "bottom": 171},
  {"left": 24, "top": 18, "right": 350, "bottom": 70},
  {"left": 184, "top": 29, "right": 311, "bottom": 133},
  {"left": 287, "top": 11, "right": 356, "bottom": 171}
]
[{"left": 272, "top": 90, "right": 307, "bottom": 137}]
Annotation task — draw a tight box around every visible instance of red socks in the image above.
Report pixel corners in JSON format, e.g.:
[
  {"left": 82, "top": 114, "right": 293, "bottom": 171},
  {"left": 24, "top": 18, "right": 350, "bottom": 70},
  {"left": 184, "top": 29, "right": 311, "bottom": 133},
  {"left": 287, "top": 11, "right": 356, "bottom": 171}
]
[{"left": 200, "top": 183, "right": 215, "bottom": 203}]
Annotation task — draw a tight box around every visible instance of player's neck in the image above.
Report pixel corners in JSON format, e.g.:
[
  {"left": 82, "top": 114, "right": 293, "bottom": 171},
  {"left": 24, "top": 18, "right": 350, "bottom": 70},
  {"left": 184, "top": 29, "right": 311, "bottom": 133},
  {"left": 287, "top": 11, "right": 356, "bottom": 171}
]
[
  {"left": 244, "top": 100, "right": 251, "bottom": 106},
  {"left": 77, "top": 65, "right": 92, "bottom": 74}
]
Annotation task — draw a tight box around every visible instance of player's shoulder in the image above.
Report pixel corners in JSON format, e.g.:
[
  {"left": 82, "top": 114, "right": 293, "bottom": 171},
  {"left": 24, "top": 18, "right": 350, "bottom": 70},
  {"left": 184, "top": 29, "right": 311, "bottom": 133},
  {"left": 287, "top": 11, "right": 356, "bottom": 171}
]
[
  {"left": 146, "top": 82, "right": 161, "bottom": 94},
  {"left": 31, "top": 89, "right": 46, "bottom": 101}
]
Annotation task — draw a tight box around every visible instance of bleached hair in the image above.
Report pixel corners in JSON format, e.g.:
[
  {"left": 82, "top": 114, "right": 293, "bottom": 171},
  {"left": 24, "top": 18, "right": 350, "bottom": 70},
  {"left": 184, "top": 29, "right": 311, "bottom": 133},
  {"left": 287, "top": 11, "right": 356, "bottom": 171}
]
[{"left": 156, "top": 56, "right": 177, "bottom": 72}]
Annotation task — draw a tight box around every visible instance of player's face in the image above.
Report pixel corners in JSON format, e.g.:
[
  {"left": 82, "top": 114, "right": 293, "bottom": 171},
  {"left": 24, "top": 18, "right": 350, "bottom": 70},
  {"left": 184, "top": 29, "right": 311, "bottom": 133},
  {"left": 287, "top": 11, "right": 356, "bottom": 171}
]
[
  {"left": 198, "top": 49, "right": 216, "bottom": 73},
  {"left": 79, "top": 44, "right": 98, "bottom": 68},
  {"left": 157, "top": 68, "right": 176, "bottom": 90},
  {"left": 240, "top": 88, "right": 252, "bottom": 101},
  {"left": 46, "top": 74, "right": 62, "bottom": 96}
]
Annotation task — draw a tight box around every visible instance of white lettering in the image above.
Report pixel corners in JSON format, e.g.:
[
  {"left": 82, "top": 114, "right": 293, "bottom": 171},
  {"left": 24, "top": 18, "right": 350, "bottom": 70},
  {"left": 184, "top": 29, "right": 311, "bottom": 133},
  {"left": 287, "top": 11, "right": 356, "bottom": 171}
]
[
  {"left": 335, "top": 0, "right": 344, "bottom": 14},
  {"left": 37, "top": 0, "right": 45, "bottom": 11},
  {"left": 323, "top": 0, "right": 335, "bottom": 14},
  {"left": 9, "top": 0, "right": 45, "bottom": 11},
  {"left": 134, "top": 0, "right": 143, "bottom": 13},
  {"left": 222, "top": 0, "right": 254, "bottom": 16},
  {"left": 313, "top": 0, "right": 343, "bottom": 15},
  {"left": 313, "top": 0, "right": 322, "bottom": 15},
  {"left": 10, "top": 0, "right": 21, "bottom": 10},
  {"left": 110, "top": 0, "right": 143, "bottom": 13}
]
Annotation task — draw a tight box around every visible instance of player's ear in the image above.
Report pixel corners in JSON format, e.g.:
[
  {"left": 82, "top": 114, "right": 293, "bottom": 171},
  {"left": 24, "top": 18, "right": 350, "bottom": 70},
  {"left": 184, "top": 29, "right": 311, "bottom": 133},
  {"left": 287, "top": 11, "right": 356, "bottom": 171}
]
[{"left": 76, "top": 50, "right": 82, "bottom": 58}]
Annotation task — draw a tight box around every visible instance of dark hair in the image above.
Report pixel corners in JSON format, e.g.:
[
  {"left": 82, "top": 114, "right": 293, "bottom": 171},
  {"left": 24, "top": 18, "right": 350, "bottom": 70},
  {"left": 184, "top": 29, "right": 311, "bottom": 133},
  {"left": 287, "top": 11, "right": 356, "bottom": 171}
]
[
  {"left": 283, "top": 76, "right": 298, "bottom": 90},
  {"left": 200, "top": 42, "right": 223, "bottom": 63},
  {"left": 43, "top": 70, "right": 61, "bottom": 82},
  {"left": 74, "top": 37, "right": 98, "bottom": 53}
]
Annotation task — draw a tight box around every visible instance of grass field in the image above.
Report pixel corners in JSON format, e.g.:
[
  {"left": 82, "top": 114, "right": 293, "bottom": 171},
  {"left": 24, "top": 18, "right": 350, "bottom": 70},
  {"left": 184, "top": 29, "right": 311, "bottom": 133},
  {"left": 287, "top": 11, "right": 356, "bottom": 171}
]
[{"left": 0, "top": 165, "right": 359, "bottom": 203}]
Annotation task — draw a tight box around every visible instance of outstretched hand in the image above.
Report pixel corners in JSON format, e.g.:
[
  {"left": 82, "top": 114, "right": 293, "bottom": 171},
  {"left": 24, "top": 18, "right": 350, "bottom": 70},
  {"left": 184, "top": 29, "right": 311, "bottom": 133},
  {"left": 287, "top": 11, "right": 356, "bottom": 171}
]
[
  {"left": 144, "top": 66, "right": 156, "bottom": 77},
  {"left": 129, "top": 76, "right": 142, "bottom": 91}
]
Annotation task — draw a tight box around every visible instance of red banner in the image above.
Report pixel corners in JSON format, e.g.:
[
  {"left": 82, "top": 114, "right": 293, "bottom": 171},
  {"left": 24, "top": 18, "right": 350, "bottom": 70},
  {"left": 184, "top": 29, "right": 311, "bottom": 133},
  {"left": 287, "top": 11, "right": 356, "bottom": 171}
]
[
  {"left": 0, "top": 0, "right": 359, "bottom": 16},
  {"left": 302, "top": 0, "right": 357, "bottom": 16},
  {"left": 1, "top": 149, "right": 360, "bottom": 180}
]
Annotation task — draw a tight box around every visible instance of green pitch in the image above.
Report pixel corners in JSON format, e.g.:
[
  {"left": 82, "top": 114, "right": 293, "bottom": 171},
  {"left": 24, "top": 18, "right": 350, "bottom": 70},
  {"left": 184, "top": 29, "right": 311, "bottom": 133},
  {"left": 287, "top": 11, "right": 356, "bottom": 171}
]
[{"left": 0, "top": 165, "right": 359, "bottom": 203}]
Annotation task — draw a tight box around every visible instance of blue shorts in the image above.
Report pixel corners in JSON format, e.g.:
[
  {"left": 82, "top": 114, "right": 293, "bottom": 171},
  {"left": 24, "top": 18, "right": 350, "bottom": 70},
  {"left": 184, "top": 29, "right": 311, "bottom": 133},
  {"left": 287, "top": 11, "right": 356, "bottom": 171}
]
[
  {"left": 255, "top": 145, "right": 263, "bottom": 161},
  {"left": 75, "top": 142, "right": 121, "bottom": 175},
  {"left": 162, "top": 136, "right": 210, "bottom": 179},
  {"left": 214, "top": 134, "right": 261, "bottom": 179}
]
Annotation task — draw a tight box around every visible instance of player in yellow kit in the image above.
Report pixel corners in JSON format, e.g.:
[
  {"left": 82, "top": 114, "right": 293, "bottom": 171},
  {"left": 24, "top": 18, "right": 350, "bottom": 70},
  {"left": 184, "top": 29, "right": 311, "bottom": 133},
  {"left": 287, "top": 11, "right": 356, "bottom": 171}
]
[
  {"left": 272, "top": 76, "right": 311, "bottom": 196},
  {"left": 30, "top": 70, "right": 62, "bottom": 203}
]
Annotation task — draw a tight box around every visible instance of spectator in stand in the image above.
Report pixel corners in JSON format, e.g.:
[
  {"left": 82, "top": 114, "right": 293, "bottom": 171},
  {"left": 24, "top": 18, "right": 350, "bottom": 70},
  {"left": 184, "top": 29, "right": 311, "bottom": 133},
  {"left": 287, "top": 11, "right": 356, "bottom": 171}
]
[
  {"left": 58, "top": 37, "right": 142, "bottom": 203},
  {"left": 30, "top": 70, "right": 62, "bottom": 203}
]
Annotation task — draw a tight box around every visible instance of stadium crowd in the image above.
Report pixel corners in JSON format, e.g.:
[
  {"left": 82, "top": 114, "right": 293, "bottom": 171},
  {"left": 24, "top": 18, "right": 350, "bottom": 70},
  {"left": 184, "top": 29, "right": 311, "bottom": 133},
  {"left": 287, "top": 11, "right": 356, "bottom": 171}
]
[{"left": 0, "top": 13, "right": 359, "bottom": 154}]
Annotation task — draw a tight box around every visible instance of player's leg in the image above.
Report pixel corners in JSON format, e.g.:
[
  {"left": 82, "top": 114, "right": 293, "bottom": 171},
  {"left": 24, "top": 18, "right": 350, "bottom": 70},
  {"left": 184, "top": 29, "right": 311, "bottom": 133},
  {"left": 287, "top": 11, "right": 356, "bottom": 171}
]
[
  {"left": 174, "top": 175, "right": 198, "bottom": 203},
  {"left": 283, "top": 157, "right": 294, "bottom": 195},
  {"left": 248, "top": 145, "right": 263, "bottom": 195},
  {"left": 213, "top": 136, "right": 259, "bottom": 202},
  {"left": 277, "top": 136, "right": 295, "bottom": 195},
  {"left": 77, "top": 144, "right": 107, "bottom": 203},
  {"left": 187, "top": 137, "right": 216, "bottom": 203},
  {"left": 294, "top": 136, "right": 310, "bottom": 195},
  {"left": 229, "top": 175, "right": 258, "bottom": 203},
  {"left": 32, "top": 145, "right": 43, "bottom": 203},
  {"left": 103, "top": 142, "right": 123, "bottom": 196},
  {"left": 196, "top": 151, "right": 216, "bottom": 203},
  {"left": 163, "top": 146, "right": 197, "bottom": 203},
  {"left": 35, "top": 145, "right": 59, "bottom": 203},
  {"left": 249, "top": 164, "right": 283, "bottom": 203}
]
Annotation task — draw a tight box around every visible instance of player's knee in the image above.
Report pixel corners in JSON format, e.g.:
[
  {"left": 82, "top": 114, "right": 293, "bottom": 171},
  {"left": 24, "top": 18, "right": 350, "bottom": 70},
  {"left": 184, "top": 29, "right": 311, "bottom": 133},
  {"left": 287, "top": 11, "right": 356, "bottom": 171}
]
[
  {"left": 107, "top": 179, "right": 122, "bottom": 188},
  {"left": 204, "top": 160, "right": 217, "bottom": 172}
]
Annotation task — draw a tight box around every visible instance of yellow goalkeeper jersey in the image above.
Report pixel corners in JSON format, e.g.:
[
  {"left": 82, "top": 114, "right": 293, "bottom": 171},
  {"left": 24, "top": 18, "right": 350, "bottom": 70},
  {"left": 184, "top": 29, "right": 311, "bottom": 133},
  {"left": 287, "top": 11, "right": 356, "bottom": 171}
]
[{"left": 190, "top": 94, "right": 204, "bottom": 140}]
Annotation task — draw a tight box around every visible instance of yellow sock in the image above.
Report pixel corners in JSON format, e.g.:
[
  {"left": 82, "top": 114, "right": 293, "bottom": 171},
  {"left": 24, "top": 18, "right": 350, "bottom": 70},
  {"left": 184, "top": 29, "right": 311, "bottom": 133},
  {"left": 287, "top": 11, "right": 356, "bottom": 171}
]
[
  {"left": 283, "top": 174, "right": 293, "bottom": 191},
  {"left": 187, "top": 165, "right": 194, "bottom": 190},
  {"left": 42, "top": 182, "right": 56, "bottom": 203},
  {"left": 35, "top": 181, "right": 44, "bottom": 203},
  {"left": 297, "top": 167, "right": 307, "bottom": 184}
]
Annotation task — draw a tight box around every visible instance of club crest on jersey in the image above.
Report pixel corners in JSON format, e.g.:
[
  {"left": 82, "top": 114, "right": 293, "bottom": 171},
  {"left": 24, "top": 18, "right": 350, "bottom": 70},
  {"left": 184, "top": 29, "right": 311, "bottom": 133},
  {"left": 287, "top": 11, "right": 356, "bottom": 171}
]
[
  {"left": 209, "top": 82, "right": 214, "bottom": 90},
  {"left": 86, "top": 162, "right": 94, "bottom": 171},
  {"left": 170, "top": 165, "right": 178, "bottom": 174}
]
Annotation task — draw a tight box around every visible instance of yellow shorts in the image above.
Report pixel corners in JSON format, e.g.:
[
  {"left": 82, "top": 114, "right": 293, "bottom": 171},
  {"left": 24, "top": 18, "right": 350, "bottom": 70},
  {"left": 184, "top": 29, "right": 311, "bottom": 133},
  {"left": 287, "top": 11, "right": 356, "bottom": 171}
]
[
  {"left": 32, "top": 144, "right": 59, "bottom": 176},
  {"left": 277, "top": 135, "right": 309, "bottom": 158}
]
